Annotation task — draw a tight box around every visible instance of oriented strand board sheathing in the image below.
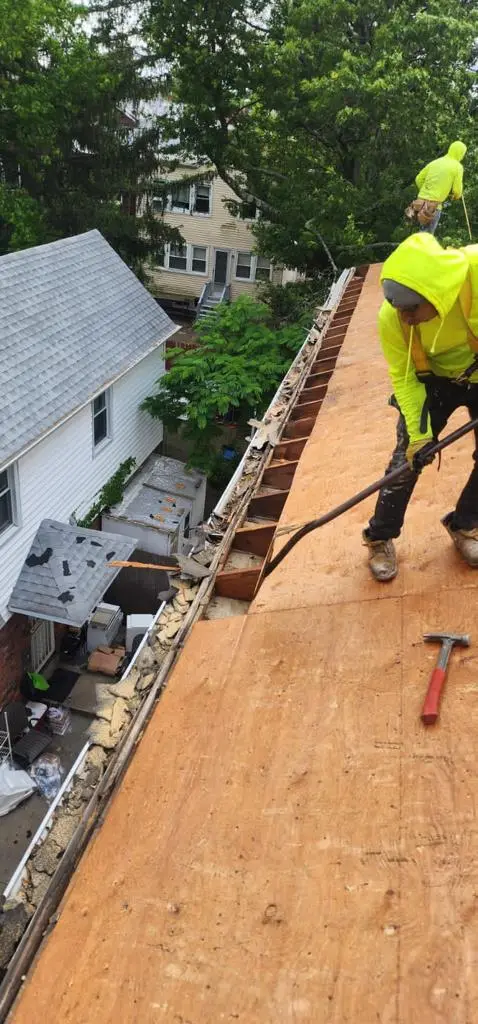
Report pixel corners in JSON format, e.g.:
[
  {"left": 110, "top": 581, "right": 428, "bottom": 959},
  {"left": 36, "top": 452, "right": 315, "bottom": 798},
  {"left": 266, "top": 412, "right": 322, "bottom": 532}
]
[
  {"left": 253, "top": 266, "right": 477, "bottom": 615},
  {"left": 11, "top": 265, "right": 478, "bottom": 1024}
]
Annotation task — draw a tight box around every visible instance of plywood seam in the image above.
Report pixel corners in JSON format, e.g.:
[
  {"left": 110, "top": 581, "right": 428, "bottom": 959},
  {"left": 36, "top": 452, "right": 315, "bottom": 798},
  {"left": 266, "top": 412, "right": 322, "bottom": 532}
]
[{"left": 397, "top": 598, "right": 404, "bottom": 1024}]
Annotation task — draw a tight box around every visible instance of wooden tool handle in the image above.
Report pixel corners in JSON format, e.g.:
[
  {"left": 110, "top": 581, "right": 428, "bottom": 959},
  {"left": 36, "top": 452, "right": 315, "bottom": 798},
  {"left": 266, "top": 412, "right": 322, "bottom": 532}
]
[
  {"left": 108, "top": 560, "right": 180, "bottom": 573},
  {"left": 421, "top": 667, "right": 447, "bottom": 725}
]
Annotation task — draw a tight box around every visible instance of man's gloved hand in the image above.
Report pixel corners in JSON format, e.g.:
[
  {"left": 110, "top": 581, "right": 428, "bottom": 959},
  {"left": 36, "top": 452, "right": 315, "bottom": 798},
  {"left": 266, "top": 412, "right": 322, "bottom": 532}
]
[{"left": 406, "top": 439, "right": 436, "bottom": 473}]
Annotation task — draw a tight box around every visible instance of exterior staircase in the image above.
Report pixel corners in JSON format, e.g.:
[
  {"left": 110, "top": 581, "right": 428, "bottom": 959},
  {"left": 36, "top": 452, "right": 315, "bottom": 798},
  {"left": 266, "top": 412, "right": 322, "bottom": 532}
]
[{"left": 196, "top": 281, "right": 231, "bottom": 322}]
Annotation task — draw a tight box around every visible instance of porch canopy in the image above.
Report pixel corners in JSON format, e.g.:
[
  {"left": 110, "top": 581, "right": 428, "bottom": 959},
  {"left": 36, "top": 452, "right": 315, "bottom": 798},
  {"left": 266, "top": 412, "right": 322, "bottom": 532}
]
[{"left": 8, "top": 520, "right": 137, "bottom": 627}]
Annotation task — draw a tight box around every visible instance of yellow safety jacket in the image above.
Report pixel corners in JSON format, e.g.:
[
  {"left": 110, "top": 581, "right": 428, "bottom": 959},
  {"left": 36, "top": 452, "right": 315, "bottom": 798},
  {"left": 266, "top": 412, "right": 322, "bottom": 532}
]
[
  {"left": 379, "top": 233, "right": 478, "bottom": 443},
  {"left": 415, "top": 140, "right": 466, "bottom": 204}
]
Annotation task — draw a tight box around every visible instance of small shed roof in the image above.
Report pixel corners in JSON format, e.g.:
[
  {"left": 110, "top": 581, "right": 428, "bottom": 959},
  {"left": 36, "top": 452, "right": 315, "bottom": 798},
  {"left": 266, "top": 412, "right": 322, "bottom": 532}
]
[
  {"left": 8, "top": 520, "right": 137, "bottom": 626},
  {"left": 107, "top": 455, "right": 204, "bottom": 534}
]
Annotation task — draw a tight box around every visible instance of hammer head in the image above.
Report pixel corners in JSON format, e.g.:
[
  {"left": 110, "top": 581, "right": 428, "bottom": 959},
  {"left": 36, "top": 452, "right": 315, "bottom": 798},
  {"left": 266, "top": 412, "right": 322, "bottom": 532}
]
[{"left": 424, "top": 632, "right": 470, "bottom": 648}]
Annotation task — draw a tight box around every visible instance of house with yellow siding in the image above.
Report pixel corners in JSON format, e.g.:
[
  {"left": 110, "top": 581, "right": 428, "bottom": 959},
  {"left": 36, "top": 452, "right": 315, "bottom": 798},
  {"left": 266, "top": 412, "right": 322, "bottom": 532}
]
[{"left": 148, "top": 167, "right": 298, "bottom": 317}]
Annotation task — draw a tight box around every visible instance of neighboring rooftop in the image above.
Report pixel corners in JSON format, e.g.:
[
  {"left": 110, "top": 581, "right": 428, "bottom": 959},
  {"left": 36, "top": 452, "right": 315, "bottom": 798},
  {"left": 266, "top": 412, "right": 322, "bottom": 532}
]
[
  {"left": 0, "top": 230, "right": 177, "bottom": 468},
  {"left": 8, "top": 519, "right": 136, "bottom": 626},
  {"left": 107, "top": 454, "right": 204, "bottom": 533}
]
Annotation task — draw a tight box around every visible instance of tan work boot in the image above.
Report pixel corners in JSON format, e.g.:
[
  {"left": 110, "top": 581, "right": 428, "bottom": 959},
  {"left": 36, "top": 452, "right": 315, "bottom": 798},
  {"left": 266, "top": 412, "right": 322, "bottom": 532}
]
[
  {"left": 362, "top": 530, "right": 398, "bottom": 582},
  {"left": 442, "top": 513, "right": 478, "bottom": 567}
]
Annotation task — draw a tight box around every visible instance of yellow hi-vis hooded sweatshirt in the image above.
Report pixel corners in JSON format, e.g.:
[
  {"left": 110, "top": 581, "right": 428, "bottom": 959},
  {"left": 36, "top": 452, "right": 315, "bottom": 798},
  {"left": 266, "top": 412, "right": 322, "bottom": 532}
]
[
  {"left": 415, "top": 140, "right": 467, "bottom": 203},
  {"left": 379, "top": 233, "right": 478, "bottom": 443}
]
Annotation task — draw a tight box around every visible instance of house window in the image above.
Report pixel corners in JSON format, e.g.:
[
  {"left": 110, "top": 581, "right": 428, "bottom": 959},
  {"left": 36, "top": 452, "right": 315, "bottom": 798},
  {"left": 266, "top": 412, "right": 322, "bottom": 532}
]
[
  {"left": 169, "top": 242, "right": 188, "bottom": 270},
  {"left": 157, "top": 244, "right": 208, "bottom": 275},
  {"left": 170, "top": 183, "right": 191, "bottom": 213},
  {"left": 236, "top": 251, "right": 253, "bottom": 279},
  {"left": 152, "top": 196, "right": 165, "bottom": 214},
  {"left": 166, "top": 182, "right": 212, "bottom": 216},
  {"left": 255, "top": 256, "right": 272, "bottom": 281},
  {"left": 239, "top": 200, "right": 257, "bottom": 220},
  {"left": 193, "top": 183, "right": 212, "bottom": 215},
  {"left": 0, "top": 468, "right": 14, "bottom": 535},
  {"left": 192, "top": 246, "right": 207, "bottom": 273},
  {"left": 235, "top": 252, "right": 271, "bottom": 282},
  {"left": 93, "top": 389, "right": 110, "bottom": 447},
  {"left": 183, "top": 513, "right": 190, "bottom": 539}
]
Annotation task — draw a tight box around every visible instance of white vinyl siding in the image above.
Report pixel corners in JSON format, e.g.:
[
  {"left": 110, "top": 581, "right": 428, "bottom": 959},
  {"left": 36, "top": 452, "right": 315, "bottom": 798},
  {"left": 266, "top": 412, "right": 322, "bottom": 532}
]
[{"left": 0, "top": 347, "right": 165, "bottom": 622}]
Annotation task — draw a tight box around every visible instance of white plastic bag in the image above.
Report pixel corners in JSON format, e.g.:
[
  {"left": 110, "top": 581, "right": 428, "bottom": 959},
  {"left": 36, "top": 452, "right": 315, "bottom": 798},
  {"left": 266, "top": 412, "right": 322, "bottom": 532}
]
[{"left": 0, "top": 762, "right": 36, "bottom": 816}]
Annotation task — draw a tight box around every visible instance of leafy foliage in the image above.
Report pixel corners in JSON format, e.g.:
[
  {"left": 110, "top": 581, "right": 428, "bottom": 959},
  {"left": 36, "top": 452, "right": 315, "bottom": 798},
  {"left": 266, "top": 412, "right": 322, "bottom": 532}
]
[
  {"left": 142, "top": 295, "right": 305, "bottom": 473},
  {"left": 0, "top": 0, "right": 180, "bottom": 271},
  {"left": 77, "top": 457, "right": 136, "bottom": 528},
  {"left": 144, "top": 0, "right": 478, "bottom": 271}
]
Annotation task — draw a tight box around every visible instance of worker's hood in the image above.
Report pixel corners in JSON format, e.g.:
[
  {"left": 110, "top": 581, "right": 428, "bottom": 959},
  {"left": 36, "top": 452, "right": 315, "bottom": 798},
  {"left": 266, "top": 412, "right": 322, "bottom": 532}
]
[
  {"left": 380, "top": 233, "right": 468, "bottom": 320},
  {"left": 448, "top": 140, "right": 467, "bottom": 162}
]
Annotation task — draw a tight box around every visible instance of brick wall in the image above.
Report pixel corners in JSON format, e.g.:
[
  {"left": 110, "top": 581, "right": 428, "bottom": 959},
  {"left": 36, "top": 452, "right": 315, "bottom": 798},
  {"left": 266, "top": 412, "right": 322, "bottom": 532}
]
[{"left": 0, "top": 614, "right": 32, "bottom": 706}]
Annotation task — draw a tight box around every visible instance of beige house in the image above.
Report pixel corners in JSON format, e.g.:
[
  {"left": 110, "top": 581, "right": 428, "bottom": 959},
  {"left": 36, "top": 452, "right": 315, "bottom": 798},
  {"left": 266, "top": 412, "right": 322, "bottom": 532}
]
[{"left": 148, "top": 168, "right": 297, "bottom": 316}]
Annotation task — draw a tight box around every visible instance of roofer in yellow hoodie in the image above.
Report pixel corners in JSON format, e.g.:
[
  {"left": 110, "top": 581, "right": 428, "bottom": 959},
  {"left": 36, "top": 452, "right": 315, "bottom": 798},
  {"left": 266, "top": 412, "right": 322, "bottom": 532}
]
[
  {"left": 406, "top": 140, "right": 467, "bottom": 234},
  {"left": 364, "top": 232, "right": 478, "bottom": 581}
]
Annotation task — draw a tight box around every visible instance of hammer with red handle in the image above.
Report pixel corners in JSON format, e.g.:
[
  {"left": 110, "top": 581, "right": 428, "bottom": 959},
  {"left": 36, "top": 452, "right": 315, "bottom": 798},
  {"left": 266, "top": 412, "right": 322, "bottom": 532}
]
[{"left": 421, "top": 632, "right": 470, "bottom": 725}]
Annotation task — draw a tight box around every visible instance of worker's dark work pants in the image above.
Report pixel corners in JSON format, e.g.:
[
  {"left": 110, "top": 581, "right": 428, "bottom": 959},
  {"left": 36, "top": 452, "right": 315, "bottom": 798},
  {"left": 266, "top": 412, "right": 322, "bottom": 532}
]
[
  {"left": 419, "top": 208, "right": 442, "bottom": 235},
  {"left": 368, "top": 378, "right": 478, "bottom": 541}
]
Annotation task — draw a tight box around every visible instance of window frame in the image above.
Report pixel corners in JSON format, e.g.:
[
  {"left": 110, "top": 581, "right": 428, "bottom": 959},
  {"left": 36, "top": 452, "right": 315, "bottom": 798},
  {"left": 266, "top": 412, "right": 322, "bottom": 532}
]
[
  {"left": 233, "top": 251, "right": 272, "bottom": 283},
  {"left": 157, "top": 243, "right": 209, "bottom": 276},
  {"left": 235, "top": 251, "right": 254, "bottom": 280},
  {"left": 169, "top": 182, "right": 191, "bottom": 214},
  {"left": 237, "top": 200, "right": 259, "bottom": 222},
  {"left": 0, "top": 464, "right": 18, "bottom": 540},
  {"left": 166, "top": 181, "right": 213, "bottom": 217},
  {"left": 92, "top": 388, "right": 112, "bottom": 452},
  {"left": 255, "top": 255, "right": 273, "bottom": 282},
  {"left": 191, "top": 182, "right": 212, "bottom": 216},
  {"left": 191, "top": 245, "right": 208, "bottom": 274},
  {"left": 168, "top": 241, "right": 188, "bottom": 271}
]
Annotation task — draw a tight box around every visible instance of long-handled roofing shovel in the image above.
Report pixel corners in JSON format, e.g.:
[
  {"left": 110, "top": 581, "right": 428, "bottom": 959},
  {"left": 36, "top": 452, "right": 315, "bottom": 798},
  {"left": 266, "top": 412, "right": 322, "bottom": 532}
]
[
  {"left": 108, "top": 554, "right": 211, "bottom": 579},
  {"left": 260, "top": 415, "right": 478, "bottom": 582},
  {"left": 462, "top": 196, "right": 473, "bottom": 241}
]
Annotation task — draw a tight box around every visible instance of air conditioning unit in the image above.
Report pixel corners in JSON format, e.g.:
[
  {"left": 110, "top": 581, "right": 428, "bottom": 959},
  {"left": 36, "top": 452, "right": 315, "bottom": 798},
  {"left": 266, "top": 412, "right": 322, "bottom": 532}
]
[
  {"left": 126, "top": 614, "right": 154, "bottom": 654},
  {"left": 87, "top": 603, "right": 123, "bottom": 653}
]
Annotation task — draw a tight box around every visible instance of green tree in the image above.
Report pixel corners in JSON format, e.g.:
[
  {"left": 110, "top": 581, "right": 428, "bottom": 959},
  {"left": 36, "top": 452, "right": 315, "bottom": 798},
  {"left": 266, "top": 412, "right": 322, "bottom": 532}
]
[
  {"left": 142, "top": 294, "right": 304, "bottom": 475},
  {"left": 144, "top": 0, "right": 478, "bottom": 271},
  {"left": 0, "top": 0, "right": 180, "bottom": 271}
]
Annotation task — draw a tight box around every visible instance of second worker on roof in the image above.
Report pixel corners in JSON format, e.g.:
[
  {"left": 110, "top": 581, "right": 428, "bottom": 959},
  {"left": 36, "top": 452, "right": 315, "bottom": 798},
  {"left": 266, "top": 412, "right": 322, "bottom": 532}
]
[{"left": 405, "top": 141, "right": 467, "bottom": 235}]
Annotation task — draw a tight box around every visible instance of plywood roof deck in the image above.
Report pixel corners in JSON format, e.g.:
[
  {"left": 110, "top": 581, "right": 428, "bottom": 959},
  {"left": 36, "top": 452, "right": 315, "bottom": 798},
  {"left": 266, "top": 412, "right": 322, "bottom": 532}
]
[{"left": 11, "top": 266, "right": 478, "bottom": 1023}]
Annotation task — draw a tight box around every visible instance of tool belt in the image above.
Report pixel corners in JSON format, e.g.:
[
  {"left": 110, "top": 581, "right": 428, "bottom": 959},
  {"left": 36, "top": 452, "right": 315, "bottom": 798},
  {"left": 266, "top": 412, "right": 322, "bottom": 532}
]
[{"left": 405, "top": 198, "right": 440, "bottom": 227}]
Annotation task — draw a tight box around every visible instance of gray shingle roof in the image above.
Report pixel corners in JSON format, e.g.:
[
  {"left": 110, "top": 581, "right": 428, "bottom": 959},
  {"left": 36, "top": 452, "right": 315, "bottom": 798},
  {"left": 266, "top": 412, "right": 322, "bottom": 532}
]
[
  {"left": 0, "top": 230, "right": 177, "bottom": 467},
  {"left": 8, "top": 519, "right": 137, "bottom": 626}
]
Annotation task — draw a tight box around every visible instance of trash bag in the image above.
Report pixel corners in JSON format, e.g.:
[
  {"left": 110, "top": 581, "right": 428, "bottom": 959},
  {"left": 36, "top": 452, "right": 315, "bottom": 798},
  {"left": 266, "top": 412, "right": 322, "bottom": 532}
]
[
  {"left": 0, "top": 763, "right": 36, "bottom": 816},
  {"left": 30, "top": 753, "right": 63, "bottom": 802}
]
